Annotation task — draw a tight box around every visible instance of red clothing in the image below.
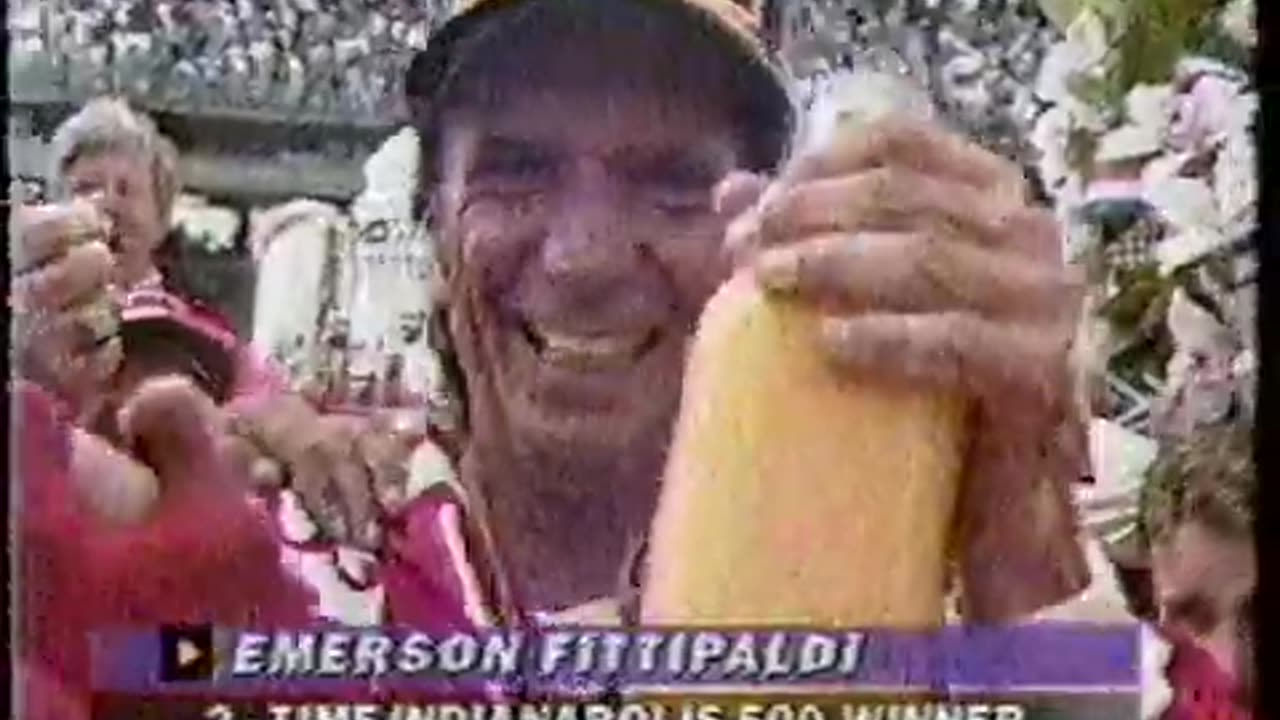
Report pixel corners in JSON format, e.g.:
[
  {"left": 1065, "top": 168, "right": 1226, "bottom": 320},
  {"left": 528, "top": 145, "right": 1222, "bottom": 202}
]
[
  {"left": 1162, "top": 629, "right": 1252, "bottom": 720},
  {"left": 20, "top": 655, "right": 91, "bottom": 720},
  {"left": 16, "top": 382, "right": 314, "bottom": 719},
  {"left": 259, "top": 422, "right": 504, "bottom": 630},
  {"left": 18, "top": 287, "right": 496, "bottom": 715},
  {"left": 178, "top": 290, "right": 503, "bottom": 629},
  {"left": 121, "top": 287, "right": 494, "bottom": 626},
  {"left": 121, "top": 287, "right": 291, "bottom": 406}
]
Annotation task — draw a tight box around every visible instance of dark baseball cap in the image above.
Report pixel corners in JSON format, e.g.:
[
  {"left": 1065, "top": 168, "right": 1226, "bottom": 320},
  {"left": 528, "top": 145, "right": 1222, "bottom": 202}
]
[
  {"left": 119, "top": 288, "right": 239, "bottom": 402},
  {"left": 403, "top": 0, "right": 796, "bottom": 173}
]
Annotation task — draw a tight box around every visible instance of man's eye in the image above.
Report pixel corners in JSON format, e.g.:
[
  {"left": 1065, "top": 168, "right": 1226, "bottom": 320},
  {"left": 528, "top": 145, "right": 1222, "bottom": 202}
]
[
  {"left": 650, "top": 191, "right": 711, "bottom": 217},
  {"left": 632, "top": 164, "right": 715, "bottom": 193},
  {"left": 631, "top": 170, "right": 714, "bottom": 217},
  {"left": 472, "top": 148, "right": 557, "bottom": 183},
  {"left": 69, "top": 181, "right": 102, "bottom": 198}
]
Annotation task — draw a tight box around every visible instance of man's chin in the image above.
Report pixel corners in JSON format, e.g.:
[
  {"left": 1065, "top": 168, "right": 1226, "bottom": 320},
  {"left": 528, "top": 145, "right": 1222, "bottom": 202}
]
[
  {"left": 513, "top": 404, "right": 637, "bottom": 452},
  {"left": 505, "top": 393, "right": 672, "bottom": 460}
]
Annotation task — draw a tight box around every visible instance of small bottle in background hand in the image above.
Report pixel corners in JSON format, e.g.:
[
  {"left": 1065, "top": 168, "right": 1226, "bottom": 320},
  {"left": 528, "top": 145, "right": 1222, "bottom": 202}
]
[
  {"left": 727, "top": 52, "right": 947, "bottom": 277},
  {"left": 66, "top": 191, "right": 125, "bottom": 358},
  {"left": 11, "top": 198, "right": 124, "bottom": 414},
  {"left": 798, "top": 50, "right": 936, "bottom": 159},
  {"left": 72, "top": 188, "right": 137, "bottom": 283},
  {"left": 733, "top": 51, "right": 939, "bottom": 261}
]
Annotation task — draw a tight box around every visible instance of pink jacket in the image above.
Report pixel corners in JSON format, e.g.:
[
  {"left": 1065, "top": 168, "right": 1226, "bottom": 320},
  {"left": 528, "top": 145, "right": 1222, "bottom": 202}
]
[
  {"left": 126, "top": 287, "right": 500, "bottom": 629},
  {"left": 1161, "top": 628, "right": 1252, "bottom": 720},
  {"left": 18, "top": 291, "right": 499, "bottom": 717},
  {"left": 15, "top": 381, "right": 314, "bottom": 719}
]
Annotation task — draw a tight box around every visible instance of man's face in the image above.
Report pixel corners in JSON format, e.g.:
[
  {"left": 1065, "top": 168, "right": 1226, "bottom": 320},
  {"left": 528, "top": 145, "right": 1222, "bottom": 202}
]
[
  {"left": 432, "top": 25, "right": 745, "bottom": 455},
  {"left": 1150, "top": 520, "right": 1255, "bottom": 688},
  {"left": 64, "top": 151, "right": 168, "bottom": 287}
]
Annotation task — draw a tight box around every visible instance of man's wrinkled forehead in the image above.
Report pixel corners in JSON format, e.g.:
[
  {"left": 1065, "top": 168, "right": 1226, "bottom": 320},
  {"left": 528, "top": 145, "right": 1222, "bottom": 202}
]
[
  {"left": 440, "top": 82, "right": 739, "bottom": 156},
  {"left": 438, "top": 3, "right": 747, "bottom": 116}
]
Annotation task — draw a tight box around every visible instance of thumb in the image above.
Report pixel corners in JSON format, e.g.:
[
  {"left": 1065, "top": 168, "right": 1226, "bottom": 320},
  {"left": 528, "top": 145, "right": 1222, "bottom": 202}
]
[
  {"left": 117, "top": 375, "right": 224, "bottom": 487},
  {"left": 713, "top": 171, "right": 769, "bottom": 219},
  {"left": 366, "top": 409, "right": 429, "bottom": 451},
  {"left": 716, "top": 171, "right": 773, "bottom": 267}
]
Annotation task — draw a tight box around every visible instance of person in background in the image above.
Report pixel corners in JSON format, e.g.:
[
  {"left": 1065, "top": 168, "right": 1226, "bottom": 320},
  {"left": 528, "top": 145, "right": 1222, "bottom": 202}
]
[
  {"left": 11, "top": 200, "right": 313, "bottom": 720},
  {"left": 1140, "top": 421, "right": 1255, "bottom": 718},
  {"left": 11, "top": 103, "right": 496, "bottom": 717},
  {"left": 45, "top": 97, "right": 421, "bottom": 552},
  {"left": 49, "top": 98, "right": 187, "bottom": 298},
  {"left": 39, "top": 98, "right": 496, "bottom": 622}
]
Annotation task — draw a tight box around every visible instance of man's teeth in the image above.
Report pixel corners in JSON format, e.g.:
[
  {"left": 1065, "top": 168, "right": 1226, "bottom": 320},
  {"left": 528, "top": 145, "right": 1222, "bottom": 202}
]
[
  {"left": 537, "top": 330, "right": 648, "bottom": 365},
  {"left": 543, "top": 332, "right": 640, "bottom": 355}
]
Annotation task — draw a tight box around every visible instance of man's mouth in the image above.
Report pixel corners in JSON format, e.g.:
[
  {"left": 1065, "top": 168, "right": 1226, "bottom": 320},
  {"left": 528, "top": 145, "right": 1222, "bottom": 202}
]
[{"left": 520, "top": 320, "right": 659, "bottom": 370}]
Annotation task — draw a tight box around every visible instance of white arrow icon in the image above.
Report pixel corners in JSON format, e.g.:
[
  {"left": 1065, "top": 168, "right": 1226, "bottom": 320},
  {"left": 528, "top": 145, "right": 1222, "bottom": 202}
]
[{"left": 177, "top": 639, "right": 203, "bottom": 667}]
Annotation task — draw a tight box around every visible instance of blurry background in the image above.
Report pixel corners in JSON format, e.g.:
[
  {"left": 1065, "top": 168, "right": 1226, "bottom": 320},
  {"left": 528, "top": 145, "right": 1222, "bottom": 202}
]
[
  {"left": 5, "top": 0, "right": 1068, "bottom": 219},
  {"left": 1, "top": 0, "right": 1073, "bottom": 333}
]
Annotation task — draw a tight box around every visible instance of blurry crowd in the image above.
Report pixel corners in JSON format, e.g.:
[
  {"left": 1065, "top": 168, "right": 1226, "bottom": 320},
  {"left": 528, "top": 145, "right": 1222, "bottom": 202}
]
[
  {"left": 774, "top": 0, "right": 1059, "bottom": 166},
  {"left": 9, "top": 0, "right": 1060, "bottom": 155},
  {"left": 8, "top": 0, "right": 1064, "bottom": 166},
  {"left": 9, "top": 0, "right": 453, "bottom": 118}
]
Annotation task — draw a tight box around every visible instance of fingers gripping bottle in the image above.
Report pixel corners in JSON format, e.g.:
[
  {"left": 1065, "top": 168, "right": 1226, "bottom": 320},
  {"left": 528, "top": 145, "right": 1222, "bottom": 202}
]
[{"left": 642, "top": 67, "right": 971, "bottom": 627}]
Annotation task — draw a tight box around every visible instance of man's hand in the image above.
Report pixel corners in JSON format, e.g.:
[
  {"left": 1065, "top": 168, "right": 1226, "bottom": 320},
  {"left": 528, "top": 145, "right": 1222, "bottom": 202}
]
[
  {"left": 67, "top": 375, "right": 231, "bottom": 524},
  {"left": 722, "top": 116, "right": 1091, "bottom": 619},
  {"left": 117, "top": 375, "right": 227, "bottom": 485},
  {"left": 222, "top": 396, "right": 417, "bottom": 549},
  {"left": 10, "top": 202, "right": 123, "bottom": 412},
  {"left": 724, "top": 116, "right": 1083, "bottom": 437}
]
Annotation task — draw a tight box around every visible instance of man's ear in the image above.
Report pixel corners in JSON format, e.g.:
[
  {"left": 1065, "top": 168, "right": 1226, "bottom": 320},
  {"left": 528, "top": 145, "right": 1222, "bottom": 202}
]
[
  {"left": 421, "top": 187, "right": 442, "bottom": 227},
  {"left": 413, "top": 177, "right": 434, "bottom": 228},
  {"left": 421, "top": 189, "right": 461, "bottom": 306}
]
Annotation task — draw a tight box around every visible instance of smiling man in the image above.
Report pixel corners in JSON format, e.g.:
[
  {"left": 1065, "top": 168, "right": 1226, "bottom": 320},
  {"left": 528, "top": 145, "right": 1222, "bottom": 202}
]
[
  {"left": 394, "top": 0, "right": 1090, "bottom": 621},
  {"left": 411, "top": 0, "right": 793, "bottom": 613}
]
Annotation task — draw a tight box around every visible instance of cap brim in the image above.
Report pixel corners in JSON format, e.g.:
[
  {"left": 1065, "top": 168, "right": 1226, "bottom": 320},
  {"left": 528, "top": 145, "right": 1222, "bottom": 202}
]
[
  {"left": 120, "top": 318, "right": 239, "bottom": 401},
  {"left": 405, "top": 0, "right": 794, "bottom": 169}
]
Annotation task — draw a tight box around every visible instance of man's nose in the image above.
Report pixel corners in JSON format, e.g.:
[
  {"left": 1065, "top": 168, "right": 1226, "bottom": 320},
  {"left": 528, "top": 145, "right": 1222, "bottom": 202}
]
[{"left": 541, "top": 162, "right": 639, "bottom": 280}]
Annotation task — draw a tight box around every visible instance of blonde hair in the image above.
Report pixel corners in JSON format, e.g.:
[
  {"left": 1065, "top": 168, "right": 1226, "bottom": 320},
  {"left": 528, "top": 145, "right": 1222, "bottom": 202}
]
[{"left": 48, "top": 97, "right": 181, "bottom": 222}]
